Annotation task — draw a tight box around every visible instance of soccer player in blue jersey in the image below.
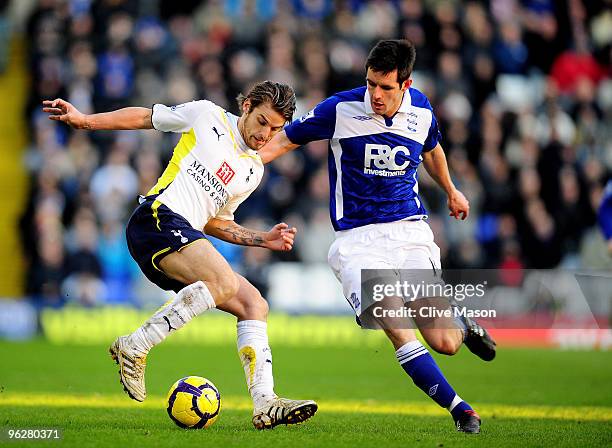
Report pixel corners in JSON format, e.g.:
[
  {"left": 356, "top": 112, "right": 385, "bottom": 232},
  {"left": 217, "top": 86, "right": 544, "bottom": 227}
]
[
  {"left": 260, "top": 40, "right": 496, "bottom": 433},
  {"left": 599, "top": 180, "right": 612, "bottom": 255}
]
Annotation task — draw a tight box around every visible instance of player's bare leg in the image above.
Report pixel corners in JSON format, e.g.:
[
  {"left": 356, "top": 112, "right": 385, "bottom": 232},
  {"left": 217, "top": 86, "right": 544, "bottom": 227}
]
[
  {"left": 218, "top": 275, "right": 318, "bottom": 429},
  {"left": 110, "top": 239, "right": 238, "bottom": 402},
  {"left": 408, "top": 297, "right": 496, "bottom": 361}
]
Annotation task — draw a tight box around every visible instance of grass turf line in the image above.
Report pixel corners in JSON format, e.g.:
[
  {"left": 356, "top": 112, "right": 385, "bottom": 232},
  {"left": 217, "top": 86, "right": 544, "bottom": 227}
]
[
  {"left": 0, "top": 340, "right": 610, "bottom": 447},
  {"left": 2, "top": 393, "right": 611, "bottom": 422}
]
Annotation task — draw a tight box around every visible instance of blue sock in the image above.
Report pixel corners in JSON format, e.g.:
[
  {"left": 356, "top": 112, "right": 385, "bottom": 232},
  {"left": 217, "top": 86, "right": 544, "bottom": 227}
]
[{"left": 396, "top": 340, "right": 473, "bottom": 421}]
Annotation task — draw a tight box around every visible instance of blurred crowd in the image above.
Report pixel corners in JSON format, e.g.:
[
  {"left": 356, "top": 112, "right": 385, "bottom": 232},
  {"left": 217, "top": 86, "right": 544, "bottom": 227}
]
[{"left": 19, "top": 0, "right": 611, "bottom": 307}]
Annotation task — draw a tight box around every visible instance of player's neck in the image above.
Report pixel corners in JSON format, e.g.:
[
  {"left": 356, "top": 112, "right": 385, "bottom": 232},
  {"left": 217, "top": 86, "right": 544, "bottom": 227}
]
[
  {"left": 382, "top": 109, "right": 399, "bottom": 119},
  {"left": 385, "top": 89, "right": 408, "bottom": 118},
  {"left": 237, "top": 116, "right": 247, "bottom": 142},
  {"left": 380, "top": 94, "right": 404, "bottom": 119},
  {"left": 382, "top": 103, "right": 401, "bottom": 119},
  {"left": 237, "top": 115, "right": 252, "bottom": 150}
]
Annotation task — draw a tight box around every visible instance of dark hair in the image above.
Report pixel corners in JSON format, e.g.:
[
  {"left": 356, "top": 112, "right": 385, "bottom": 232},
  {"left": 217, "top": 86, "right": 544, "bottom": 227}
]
[
  {"left": 236, "top": 81, "right": 296, "bottom": 122},
  {"left": 365, "top": 40, "right": 416, "bottom": 86}
]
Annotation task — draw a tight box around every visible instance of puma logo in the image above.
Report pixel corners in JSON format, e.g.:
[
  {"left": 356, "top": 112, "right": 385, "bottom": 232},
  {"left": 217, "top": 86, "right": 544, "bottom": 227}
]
[
  {"left": 212, "top": 126, "right": 224, "bottom": 141},
  {"left": 163, "top": 316, "right": 177, "bottom": 332}
]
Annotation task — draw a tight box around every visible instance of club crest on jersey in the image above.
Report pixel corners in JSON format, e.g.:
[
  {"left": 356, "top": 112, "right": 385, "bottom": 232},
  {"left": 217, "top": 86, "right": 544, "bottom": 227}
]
[
  {"left": 407, "top": 112, "right": 419, "bottom": 132},
  {"left": 245, "top": 167, "right": 254, "bottom": 183},
  {"left": 364, "top": 143, "right": 410, "bottom": 177},
  {"left": 299, "top": 109, "right": 315, "bottom": 122},
  {"left": 171, "top": 229, "right": 188, "bottom": 244},
  {"left": 216, "top": 161, "right": 235, "bottom": 185}
]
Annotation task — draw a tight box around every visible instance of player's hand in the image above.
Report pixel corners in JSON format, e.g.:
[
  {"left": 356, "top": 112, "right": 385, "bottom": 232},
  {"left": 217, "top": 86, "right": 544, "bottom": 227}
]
[
  {"left": 42, "top": 98, "right": 87, "bottom": 129},
  {"left": 263, "top": 223, "right": 297, "bottom": 251},
  {"left": 448, "top": 189, "right": 469, "bottom": 220}
]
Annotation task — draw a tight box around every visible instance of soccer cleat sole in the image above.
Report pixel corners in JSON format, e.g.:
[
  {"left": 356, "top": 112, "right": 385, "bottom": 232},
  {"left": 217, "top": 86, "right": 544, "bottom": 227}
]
[
  {"left": 253, "top": 402, "right": 318, "bottom": 430},
  {"left": 456, "top": 410, "right": 481, "bottom": 434},
  {"left": 109, "top": 344, "right": 144, "bottom": 402},
  {"left": 456, "top": 419, "right": 481, "bottom": 434}
]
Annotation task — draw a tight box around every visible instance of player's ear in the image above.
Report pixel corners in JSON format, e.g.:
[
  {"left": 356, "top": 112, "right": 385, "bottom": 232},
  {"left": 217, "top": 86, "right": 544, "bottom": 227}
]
[
  {"left": 242, "top": 99, "right": 252, "bottom": 115},
  {"left": 401, "top": 79, "right": 412, "bottom": 91}
]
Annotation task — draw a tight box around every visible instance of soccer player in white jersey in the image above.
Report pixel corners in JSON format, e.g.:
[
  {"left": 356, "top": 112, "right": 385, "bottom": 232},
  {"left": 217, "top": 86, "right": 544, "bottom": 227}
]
[
  {"left": 42, "top": 81, "right": 317, "bottom": 429},
  {"left": 259, "top": 40, "right": 496, "bottom": 433}
]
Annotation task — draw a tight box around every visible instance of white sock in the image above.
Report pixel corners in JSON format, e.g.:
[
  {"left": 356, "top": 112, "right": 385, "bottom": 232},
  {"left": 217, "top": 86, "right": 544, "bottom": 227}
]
[
  {"left": 129, "top": 281, "right": 216, "bottom": 355},
  {"left": 237, "top": 320, "right": 276, "bottom": 409}
]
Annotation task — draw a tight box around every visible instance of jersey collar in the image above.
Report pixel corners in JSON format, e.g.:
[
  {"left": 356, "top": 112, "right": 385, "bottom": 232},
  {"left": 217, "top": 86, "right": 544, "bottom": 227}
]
[
  {"left": 225, "top": 111, "right": 258, "bottom": 157},
  {"left": 364, "top": 88, "right": 412, "bottom": 116},
  {"left": 233, "top": 120, "right": 250, "bottom": 153}
]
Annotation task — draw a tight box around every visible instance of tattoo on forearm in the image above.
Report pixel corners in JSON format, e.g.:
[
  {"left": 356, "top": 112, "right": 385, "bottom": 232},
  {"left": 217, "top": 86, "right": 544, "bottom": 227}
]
[{"left": 215, "top": 222, "right": 265, "bottom": 247}]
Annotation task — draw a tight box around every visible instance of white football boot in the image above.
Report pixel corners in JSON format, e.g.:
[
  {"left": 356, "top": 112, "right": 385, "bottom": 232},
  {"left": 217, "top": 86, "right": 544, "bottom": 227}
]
[
  {"left": 252, "top": 397, "right": 318, "bottom": 430},
  {"left": 109, "top": 335, "right": 147, "bottom": 402}
]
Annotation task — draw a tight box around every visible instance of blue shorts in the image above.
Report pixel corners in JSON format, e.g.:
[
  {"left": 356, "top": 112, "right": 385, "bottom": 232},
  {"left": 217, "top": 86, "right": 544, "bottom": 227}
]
[{"left": 126, "top": 197, "right": 208, "bottom": 293}]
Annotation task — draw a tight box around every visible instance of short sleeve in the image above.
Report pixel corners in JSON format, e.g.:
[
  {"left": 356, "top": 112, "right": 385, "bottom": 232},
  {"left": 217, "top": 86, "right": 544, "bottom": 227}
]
[
  {"left": 214, "top": 190, "right": 251, "bottom": 221},
  {"left": 423, "top": 103, "right": 441, "bottom": 152},
  {"left": 152, "top": 100, "right": 214, "bottom": 133},
  {"left": 284, "top": 95, "right": 339, "bottom": 145}
]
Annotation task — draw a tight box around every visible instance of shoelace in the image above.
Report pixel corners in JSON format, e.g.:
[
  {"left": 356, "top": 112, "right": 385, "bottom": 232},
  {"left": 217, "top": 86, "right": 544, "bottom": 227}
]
[
  {"left": 464, "top": 410, "right": 481, "bottom": 420},
  {"left": 468, "top": 325, "right": 485, "bottom": 337},
  {"left": 126, "top": 355, "right": 146, "bottom": 380}
]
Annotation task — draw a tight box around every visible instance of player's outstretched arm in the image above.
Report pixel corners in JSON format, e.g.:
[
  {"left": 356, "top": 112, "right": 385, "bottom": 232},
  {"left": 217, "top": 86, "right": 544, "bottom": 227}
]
[
  {"left": 205, "top": 218, "right": 297, "bottom": 251},
  {"left": 42, "top": 98, "right": 153, "bottom": 130},
  {"left": 259, "top": 131, "right": 300, "bottom": 164},
  {"left": 422, "top": 144, "right": 470, "bottom": 220}
]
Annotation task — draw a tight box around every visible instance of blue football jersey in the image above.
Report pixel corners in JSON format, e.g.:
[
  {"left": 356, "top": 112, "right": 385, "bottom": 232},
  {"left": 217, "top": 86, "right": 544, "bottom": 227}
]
[
  {"left": 285, "top": 86, "right": 441, "bottom": 231},
  {"left": 599, "top": 180, "right": 612, "bottom": 240}
]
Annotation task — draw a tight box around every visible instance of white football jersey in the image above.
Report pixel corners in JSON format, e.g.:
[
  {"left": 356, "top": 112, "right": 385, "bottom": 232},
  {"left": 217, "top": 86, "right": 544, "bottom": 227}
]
[{"left": 148, "top": 100, "right": 264, "bottom": 230}]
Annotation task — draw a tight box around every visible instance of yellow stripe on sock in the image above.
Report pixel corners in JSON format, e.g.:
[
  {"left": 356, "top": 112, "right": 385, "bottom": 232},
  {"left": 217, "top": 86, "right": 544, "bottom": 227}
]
[{"left": 239, "top": 346, "right": 257, "bottom": 386}]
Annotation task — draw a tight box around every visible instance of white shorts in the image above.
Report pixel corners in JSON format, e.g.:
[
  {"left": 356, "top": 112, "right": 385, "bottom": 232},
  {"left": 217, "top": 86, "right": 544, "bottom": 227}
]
[{"left": 327, "top": 220, "right": 442, "bottom": 316}]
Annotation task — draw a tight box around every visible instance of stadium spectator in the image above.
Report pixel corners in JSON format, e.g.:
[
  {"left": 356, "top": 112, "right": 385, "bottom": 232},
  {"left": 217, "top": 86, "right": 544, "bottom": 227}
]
[{"left": 22, "top": 0, "right": 611, "bottom": 305}]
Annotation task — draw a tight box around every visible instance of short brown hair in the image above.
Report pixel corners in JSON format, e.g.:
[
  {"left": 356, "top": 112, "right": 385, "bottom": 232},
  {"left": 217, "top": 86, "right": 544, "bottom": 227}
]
[{"left": 236, "top": 81, "right": 296, "bottom": 122}]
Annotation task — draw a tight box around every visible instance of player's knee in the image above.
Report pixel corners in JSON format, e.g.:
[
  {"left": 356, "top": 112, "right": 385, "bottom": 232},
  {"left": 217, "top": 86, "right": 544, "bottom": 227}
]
[
  {"left": 208, "top": 274, "right": 240, "bottom": 304},
  {"left": 431, "top": 334, "right": 460, "bottom": 356}
]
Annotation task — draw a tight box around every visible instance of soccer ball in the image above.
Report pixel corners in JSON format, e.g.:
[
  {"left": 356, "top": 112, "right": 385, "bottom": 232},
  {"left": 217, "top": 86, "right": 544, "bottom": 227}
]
[{"left": 166, "top": 376, "right": 221, "bottom": 429}]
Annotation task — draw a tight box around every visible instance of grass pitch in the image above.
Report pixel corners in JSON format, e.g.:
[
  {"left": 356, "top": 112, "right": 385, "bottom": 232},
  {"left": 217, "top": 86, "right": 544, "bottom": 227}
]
[{"left": 1, "top": 336, "right": 611, "bottom": 447}]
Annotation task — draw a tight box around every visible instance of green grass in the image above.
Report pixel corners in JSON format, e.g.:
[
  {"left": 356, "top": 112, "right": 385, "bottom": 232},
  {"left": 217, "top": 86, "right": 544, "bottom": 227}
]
[{"left": 0, "top": 339, "right": 611, "bottom": 447}]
